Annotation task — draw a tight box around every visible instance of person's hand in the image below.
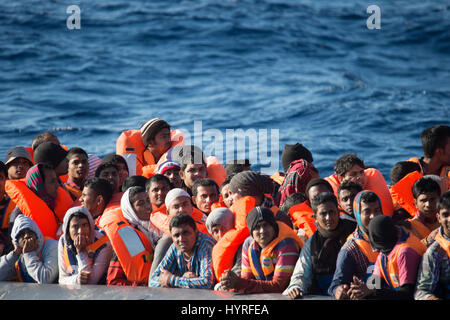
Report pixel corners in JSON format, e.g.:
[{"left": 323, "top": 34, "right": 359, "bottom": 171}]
[
  {"left": 78, "top": 270, "right": 91, "bottom": 284},
  {"left": 334, "top": 284, "right": 350, "bottom": 300},
  {"left": 427, "top": 295, "right": 442, "bottom": 301},
  {"left": 22, "top": 237, "right": 39, "bottom": 253},
  {"left": 219, "top": 270, "right": 239, "bottom": 291},
  {"left": 159, "top": 269, "right": 173, "bottom": 287},
  {"left": 287, "top": 287, "right": 304, "bottom": 300},
  {"left": 73, "top": 234, "right": 90, "bottom": 254},
  {"left": 13, "top": 243, "right": 22, "bottom": 256},
  {"left": 348, "top": 276, "right": 373, "bottom": 300},
  {"left": 182, "top": 271, "right": 198, "bottom": 278},
  {"left": 424, "top": 229, "right": 439, "bottom": 247}
]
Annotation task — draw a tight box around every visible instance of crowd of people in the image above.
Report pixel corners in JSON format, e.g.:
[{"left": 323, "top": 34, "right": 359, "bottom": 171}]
[{"left": 0, "top": 119, "right": 449, "bottom": 300}]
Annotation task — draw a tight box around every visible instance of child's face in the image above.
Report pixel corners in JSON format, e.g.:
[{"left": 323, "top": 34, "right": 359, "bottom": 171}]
[
  {"left": 437, "top": 207, "right": 450, "bottom": 238},
  {"left": 414, "top": 192, "right": 439, "bottom": 218}
]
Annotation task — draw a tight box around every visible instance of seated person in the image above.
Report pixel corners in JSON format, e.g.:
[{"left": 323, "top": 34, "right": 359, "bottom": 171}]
[
  {"left": 95, "top": 161, "right": 120, "bottom": 194},
  {"left": 179, "top": 150, "right": 208, "bottom": 196},
  {"left": 219, "top": 175, "right": 234, "bottom": 208},
  {"left": 101, "top": 154, "right": 130, "bottom": 190},
  {"left": 58, "top": 206, "right": 112, "bottom": 285},
  {"left": 283, "top": 192, "right": 355, "bottom": 299},
  {"left": 219, "top": 206, "right": 302, "bottom": 293},
  {"left": 336, "top": 179, "right": 363, "bottom": 228},
  {"left": 329, "top": 191, "right": 382, "bottom": 299},
  {"left": 157, "top": 160, "right": 182, "bottom": 188},
  {"left": 65, "top": 147, "right": 89, "bottom": 201},
  {"left": 146, "top": 174, "right": 171, "bottom": 210},
  {"left": 0, "top": 214, "right": 58, "bottom": 283},
  {"left": 347, "top": 215, "right": 426, "bottom": 300},
  {"left": 192, "top": 178, "right": 219, "bottom": 216},
  {"left": 0, "top": 161, "right": 14, "bottom": 254},
  {"left": 33, "top": 141, "right": 69, "bottom": 179},
  {"left": 5, "top": 146, "right": 33, "bottom": 180},
  {"left": 415, "top": 191, "right": 450, "bottom": 300},
  {"left": 149, "top": 213, "right": 216, "bottom": 289},
  {"left": 80, "top": 178, "right": 114, "bottom": 225}
]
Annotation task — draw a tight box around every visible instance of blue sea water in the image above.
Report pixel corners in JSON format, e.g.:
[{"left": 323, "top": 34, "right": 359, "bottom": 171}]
[{"left": 0, "top": 0, "right": 449, "bottom": 183}]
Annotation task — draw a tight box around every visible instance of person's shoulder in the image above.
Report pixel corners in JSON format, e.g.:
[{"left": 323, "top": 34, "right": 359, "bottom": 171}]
[{"left": 197, "top": 232, "right": 216, "bottom": 247}]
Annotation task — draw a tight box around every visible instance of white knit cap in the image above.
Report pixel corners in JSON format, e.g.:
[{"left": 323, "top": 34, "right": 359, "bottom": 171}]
[{"left": 165, "top": 188, "right": 190, "bottom": 208}]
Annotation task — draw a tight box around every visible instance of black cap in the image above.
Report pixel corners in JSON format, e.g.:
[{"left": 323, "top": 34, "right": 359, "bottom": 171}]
[
  {"left": 33, "top": 142, "right": 68, "bottom": 169},
  {"left": 281, "top": 143, "right": 313, "bottom": 172}
]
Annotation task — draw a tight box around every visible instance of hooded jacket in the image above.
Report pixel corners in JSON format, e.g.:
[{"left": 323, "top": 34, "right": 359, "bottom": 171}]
[
  {"left": 58, "top": 206, "right": 112, "bottom": 285},
  {"left": 0, "top": 214, "right": 58, "bottom": 283}
]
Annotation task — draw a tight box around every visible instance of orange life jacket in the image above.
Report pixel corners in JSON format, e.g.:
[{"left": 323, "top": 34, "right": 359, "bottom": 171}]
[
  {"left": 434, "top": 231, "right": 450, "bottom": 258},
  {"left": 407, "top": 218, "right": 437, "bottom": 241},
  {"left": 408, "top": 157, "right": 450, "bottom": 191},
  {"left": 270, "top": 172, "right": 285, "bottom": 186},
  {"left": 150, "top": 205, "right": 208, "bottom": 236},
  {"left": 212, "top": 196, "right": 256, "bottom": 281},
  {"left": 389, "top": 170, "right": 422, "bottom": 217},
  {"left": 64, "top": 184, "right": 82, "bottom": 201},
  {"left": 211, "top": 195, "right": 227, "bottom": 211},
  {"left": 5, "top": 180, "right": 74, "bottom": 239},
  {"left": 377, "top": 232, "right": 426, "bottom": 289},
  {"left": 99, "top": 208, "right": 153, "bottom": 284},
  {"left": 325, "top": 168, "right": 394, "bottom": 216},
  {"left": 248, "top": 221, "right": 303, "bottom": 278},
  {"left": 346, "top": 233, "right": 379, "bottom": 264},
  {"left": 1, "top": 198, "right": 16, "bottom": 230},
  {"left": 103, "top": 192, "right": 123, "bottom": 214},
  {"left": 288, "top": 201, "right": 316, "bottom": 238}
]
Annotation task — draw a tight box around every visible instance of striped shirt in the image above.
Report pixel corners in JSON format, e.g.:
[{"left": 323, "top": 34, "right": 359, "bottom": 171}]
[{"left": 149, "top": 232, "right": 216, "bottom": 289}]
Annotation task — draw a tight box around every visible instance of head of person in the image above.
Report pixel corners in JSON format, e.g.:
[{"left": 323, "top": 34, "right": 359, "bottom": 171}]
[
  {"left": 228, "top": 171, "right": 274, "bottom": 207},
  {"left": 353, "top": 190, "right": 383, "bottom": 236},
  {"left": 101, "top": 154, "right": 129, "bottom": 188},
  {"left": 389, "top": 161, "right": 421, "bottom": 185},
  {"left": 368, "top": 215, "right": 399, "bottom": 254},
  {"left": 140, "top": 118, "right": 171, "bottom": 160},
  {"left": 122, "top": 186, "right": 152, "bottom": 222},
  {"left": 225, "top": 159, "right": 251, "bottom": 177},
  {"left": 305, "top": 178, "right": 334, "bottom": 205},
  {"left": 169, "top": 212, "right": 198, "bottom": 255},
  {"left": 63, "top": 206, "right": 94, "bottom": 248},
  {"left": 31, "top": 132, "right": 60, "bottom": 151},
  {"left": 146, "top": 174, "right": 171, "bottom": 208},
  {"left": 219, "top": 174, "right": 234, "bottom": 208},
  {"left": 122, "top": 175, "right": 148, "bottom": 192},
  {"left": 0, "top": 161, "right": 7, "bottom": 201},
  {"left": 95, "top": 161, "right": 120, "bottom": 193},
  {"left": 66, "top": 147, "right": 89, "bottom": 185},
  {"left": 5, "top": 146, "right": 33, "bottom": 180},
  {"left": 337, "top": 179, "right": 363, "bottom": 217},
  {"left": 246, "top": 206, "right": 279, "bottom": 248},
  {"left": 310, "top": 192, "right": 340, "bottom": 231},
  {"left": 334, "top": 153, "right": 366, "bottom": 188},
  {"left": 437, "top": 191, "right": 450, "bottom": 238},
  {"left": 165, "top": 188, "right": 193, "bottom": 217},
  {"left": 81, "top": 178, "right": 114, "bottom": 218},
  {"left": 179, "top": 151, "right": 208, "bottom": 190},
  {"left": 192, "top": 178, "right": 219, "bottom": 215},
  {"left": 205, "top": 207, "right": 235, "bottom": 241},
  {"left": 33, "top": 141, "right": 69, "bottom": 176},
  {"left": 279, "top": 192, "right": 308, "bottom": 214},
  {"left": 281, "top": 143, "right": 314, "bottom": 173},
  {"left": 157, "top": 160, "right": 182, "bottom": 188},
  {"left": 412, "top": 177, "right": 441, "bottom": 218},
  {"left": 11, "top": 214, "right": 43, "bottom": 254},
  {"left": 421, "top": 124, "right": 450, "bottom": 165},
  {"left": 26, "top": 163, "right": 59, "bottom": 210}
]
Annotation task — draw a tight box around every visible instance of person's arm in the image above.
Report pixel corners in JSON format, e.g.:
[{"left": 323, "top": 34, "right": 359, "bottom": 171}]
[
  {"left": 85, "top": 242, "right": 113, "bottom": 284},
  {"left": 148, "top": 244, "right": 178, "bottom": 287},
  {"left": 23, "top": 240, "right": 59, "bottom": 284},
  {"left": 414, "top": 246, "right": 442, "bottom": 300},
  {"left": 282, "top": 238, "right": 313, "bottom": 297},
  {"left": 0, "top": 249, "right": 20, "bottom": 281},
  {"left": 328, "top": 247, "right": 357, "bottom": 299},
  {"left": 58, "top": 238, "right": 79, "bottom": 285}
]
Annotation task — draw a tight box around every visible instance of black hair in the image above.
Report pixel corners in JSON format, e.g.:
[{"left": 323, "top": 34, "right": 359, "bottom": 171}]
[
  {"left": 0, "top": 161, "right": 7, "bottom": 177},
  {"left": 305, "top": 178, "right": 333, "bottom": 199},
  {"left": 31, "top": 132, "right": 58, "bottom": 151},
  {"left": 66, "top": 147, "right": 88, "bottom": 161},
  {"left": 128, "top": 186, "right": 147, "bottom": 204},
  {"left": 421, "top": 125, "right": 450, "bottom": 158},
  {"left": 84, "top": 177, "right": 114, "bottom": 205},
  {"left": 101, "top": 153, "right": 129, "bottom": 173},
  {"left": 437, "top": 191, "right": 450, "bottom": 211},
  {"left": 389, "top": 161, "right": 422, "bottom": 185},
  {"left": 337, "top": 179, "right": 363, "bottom": 198},
  {"left": 146, "top": 174, "right": 171, "bottom": 192},
  {"left": 412, "top": 177, "right": 441, "bottom": 199},
  {"left": 122, "top": 175, "right": 148, "bottom": 193},
  {"left": 310, "top": 192, "right": 338, "bottom": 213},
  {"left": 334, "top": 153, "right": 365, "bottom": 177},
  {"left": 178, "top": 146, "right": 206, "bottom": 172},
  {"left": 169, "top": 212, "right": 197, "bottom": 232},
  {"left": 225, "top": 159, "right": 251, "bottom": 177},
  {"left": 280, "top": 192, "right": 307, "bottom": 214},
  {"left": 220, "top": 174, "right": 235, "bottom": 192},
  {"left": 94, "top": 161, "right": 119, "bottom": 178},
  {"left": 192, "top": 178, "right": 219, "bottom": 197},
  {"left": 359, "top": 190, "right": 382, "bottom": 207}
]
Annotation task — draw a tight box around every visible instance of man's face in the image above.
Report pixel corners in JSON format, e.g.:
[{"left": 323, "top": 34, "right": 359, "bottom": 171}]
[
  {"left": 359, "top": 201, "right": 382, "bottom": 230},
  {"left": 168, "top": 196, "right": 193, "bottom": 217},
  {"left": 210, "top": 225, "right": 228, "bottom": 242},
  {"left": 131, "top": 192, "right": 152, "bottom": 221},
  {"left": 69, "top": 216, "right": 91, "bottom": 242},
  {"left": 192, "top": 185, "right": 219, "bottom": 215},
  {"left": 252, "top": 220, "right": 276, "bottom": 248},
  {"left": 315, "top": 202, "right": 340, "bottom": 231},
  {"left": 148, "top": 128, "right": 172, "bottom": 157},
  {"left": 17, "top": 230, "right": 38, "bottom": 252},
  {"left": 307, "top": 185, "right": 331, "bottom": 204},
  {"left": 414, "top": 192, "right": 439, "bottom": 218},
  {"left": 99, "top": 167, "right": 119, "bottom": 192},
  {"left": 179, "top": 164, "right": 207, "bottom": 189},
  {"left": 43, "top": 169, "right": 59, "bottom": 199},
  {"left": 437, "top": 137, "right": 450, "bottom": 166},
  {"left": 7, "top": 158, "right": 31, "bottom": 180},
  {"left": 171, "top": 224, "right": 197, "bottom": 255},
  {"left": 80, "top": 186, "right": 102, "bottom": 218},
  {"left": 220, "top": 184, "right": 233, "bottom": 208},
  {"left": 148, "top": 181, "right": 170, "bottom": 208},
  {"left": 163, "top": 168, "right": 182, "bottom": 188},
  {"left": 338, "top": 188, "right": 360, "bottom": 217},
  {"left": 116, "top": 162, "right": 129, "bottom": 189},
  {"left": 68, "top": 154, "right": 89, "bottom": 183},
  {"left": 437, "top": 207, "right": 450, "bottom": 238},
  {"left": 340, "top": 165, "right": 366, "bottom": 188}
]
